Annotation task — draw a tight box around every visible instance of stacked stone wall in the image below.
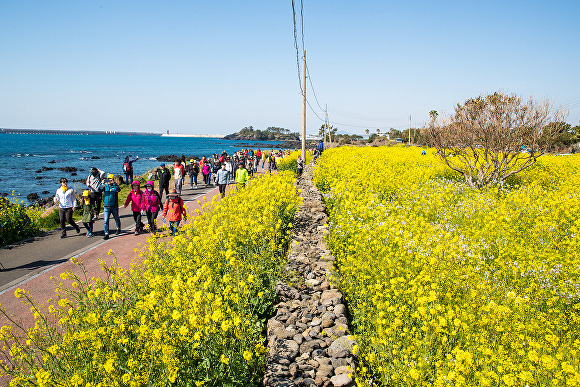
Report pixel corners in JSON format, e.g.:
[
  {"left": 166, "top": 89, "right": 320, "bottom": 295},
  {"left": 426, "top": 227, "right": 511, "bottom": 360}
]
[{"left": 264, "top": 164, "right": 357, "bottom": 387}]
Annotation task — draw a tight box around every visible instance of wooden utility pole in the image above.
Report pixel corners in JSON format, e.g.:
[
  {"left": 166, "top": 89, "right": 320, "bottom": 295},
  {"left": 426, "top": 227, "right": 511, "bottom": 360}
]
[
  {"left": 324, "top": 104, "right": 329, "bottom": 143},
  {"left": 409, "top": 115, "right": 412, "bottom": 145},
  {"left": 302, "top": 50, "right": 306, "bottom": 162}
]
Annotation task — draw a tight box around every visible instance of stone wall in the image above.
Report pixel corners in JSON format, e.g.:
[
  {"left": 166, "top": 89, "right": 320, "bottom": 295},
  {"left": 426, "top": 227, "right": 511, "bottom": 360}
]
[{"left": 264, "top": 163, "right": 357, "bottom": 387}]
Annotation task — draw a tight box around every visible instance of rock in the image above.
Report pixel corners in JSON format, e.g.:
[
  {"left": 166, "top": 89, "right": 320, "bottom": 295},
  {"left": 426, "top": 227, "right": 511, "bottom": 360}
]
[
  {"left": 310, "top": 318, "right": 322, "bottom": 326},
  {"left": 278, "top": 340, "right": 300, "bottom": 360},
  {"left": 334, "top": 366, "right": 351, "bottom": 375},
  {"left": 293, "top": 334, "right": 304, "bottom": 345},
  {"left": 58, "top": 166, "right": 77, "bottom": 172},
  {"left": 27, "top": 193, "right": 39, "bottom": 202},
  {"left": 90, "top": 156, "right": 100, "bottom": 159},
  {"left": 306, "top": 279, "right": 321, "bottom": 287},
  {"left": 327, "top": 336, "right": 356, "bottom": 358},
  {"left": 317, "top": 364, "right": 334, "bottom": 378},
  {"left": 300, "top": 339, "right": 324, "bottom": 354},
  {"left": 330, "top": 373, "right": 353, "bottom": 387},
  {"left": 274, "top": 327, "right": 298, "bottom": 340},
  {"left": 48, "top": 160, "right": 56, "bottom": 164},
  {"left": 333, "top": 304, "right": 346, "bottom": 316}
]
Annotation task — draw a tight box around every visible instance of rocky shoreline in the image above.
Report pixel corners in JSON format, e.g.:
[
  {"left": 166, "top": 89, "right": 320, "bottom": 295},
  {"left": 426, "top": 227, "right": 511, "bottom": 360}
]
[{"left": 264, "top": 163, "right": 357, "bottom": 387}]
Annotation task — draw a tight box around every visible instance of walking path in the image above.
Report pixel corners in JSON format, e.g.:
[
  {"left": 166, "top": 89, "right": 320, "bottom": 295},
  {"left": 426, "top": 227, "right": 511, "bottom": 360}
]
[{"left": 0, "top": 179, "right": 234, "bottom": 330}]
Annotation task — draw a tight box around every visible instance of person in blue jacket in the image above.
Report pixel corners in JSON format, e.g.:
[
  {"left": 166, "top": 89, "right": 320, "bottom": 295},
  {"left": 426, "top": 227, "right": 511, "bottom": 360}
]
[
  {"left": 122, "top": 156, "right": 139, "bottom": 185},
  {"left": 317, "top": 139, "right": 324, "bottom": 154},
  {"left": 98, "top": 174, "right": 122, "bottom": 239}
]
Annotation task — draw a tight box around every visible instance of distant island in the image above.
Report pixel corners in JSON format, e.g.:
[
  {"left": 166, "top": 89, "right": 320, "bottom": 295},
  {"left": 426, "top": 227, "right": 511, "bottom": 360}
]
[{"left": 223, "top": 126, "right": 300, "bottom": 141}]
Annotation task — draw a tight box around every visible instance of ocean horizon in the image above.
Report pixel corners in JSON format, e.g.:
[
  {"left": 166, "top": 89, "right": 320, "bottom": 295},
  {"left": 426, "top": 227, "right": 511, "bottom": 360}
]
[{"left": 0, "top": 133, "right": 283, "bottom": 201}]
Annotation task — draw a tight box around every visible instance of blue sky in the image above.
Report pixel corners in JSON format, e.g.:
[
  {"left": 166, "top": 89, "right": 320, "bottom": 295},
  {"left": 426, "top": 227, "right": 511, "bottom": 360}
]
[{"left": 1, "top": 0, "right": 579, "bottom": 135}]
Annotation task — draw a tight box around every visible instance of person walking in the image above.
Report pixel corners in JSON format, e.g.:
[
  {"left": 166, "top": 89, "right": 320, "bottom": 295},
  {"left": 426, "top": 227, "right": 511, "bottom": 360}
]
[
  {"left": 156, "top": 163, "right": 171, "bottom": 201},
  {"left": 123, "top": 181, "right": 145, "bottom": 235},
  {"left": 86, "top": 167, "right": 105, "bottom": 220},
  {"left": 216, "top": 164, "right": 231, "bottom": 198},
  {"left": 98, "top": 174, "right": 121, "bottom": 240},
  {"left": 172, "top": 160, "right": 185, "bottom": 195},
  {"left": 296, "top": 155, "right": 304, "bottom": 176},
  {"left": 162, "top": 189, "right": 187, "bottom": 236},
  {"left": 81, "top": 190, "right": 95, "bottom": 237},
  {"left": 235, "top": 163, "right": 249, "bottom": 190},
  {"left": 201, "top": 162, "right": 211, "bottom": 187},
  {"left": 191, "top": 160, "right": 200, "bottom": 189},
  {"left": 53, "top": 177, "right": 80, "bottom": 239},
  {"left": 122, "top": 156, "right": 139, "bottom": 185},
  {"left": 143, "top": 181, "right": 162, "bottom": 233},
  {"left": 317, "top": 139, "right": 324, "bottom": 155}
]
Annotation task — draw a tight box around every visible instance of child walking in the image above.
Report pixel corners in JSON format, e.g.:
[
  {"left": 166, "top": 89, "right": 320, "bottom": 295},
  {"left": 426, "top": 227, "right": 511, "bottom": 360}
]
[
  {"left": 81, "top": 190, "right": 95, "bottom": 237},
  {"left": 123, "top": 180, "right": 145, "bottom": 235},
  {"left": 162, "top": 189, "right": 187, "bottom": 236}
]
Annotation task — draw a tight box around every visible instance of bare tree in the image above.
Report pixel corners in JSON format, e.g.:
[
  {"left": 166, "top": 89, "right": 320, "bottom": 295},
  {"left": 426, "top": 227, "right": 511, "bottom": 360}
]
[{"left": 426, "top": 92, "right": 566, "bottom": 188}]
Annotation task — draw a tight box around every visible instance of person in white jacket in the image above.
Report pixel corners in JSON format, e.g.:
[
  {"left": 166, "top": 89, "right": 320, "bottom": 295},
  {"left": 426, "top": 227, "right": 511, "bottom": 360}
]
[{"left": 54, "top": 177, "right": 80, "bottom": 238}]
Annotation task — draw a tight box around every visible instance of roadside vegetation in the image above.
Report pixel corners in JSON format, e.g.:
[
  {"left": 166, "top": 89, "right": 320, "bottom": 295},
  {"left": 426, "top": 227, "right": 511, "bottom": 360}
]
[
  {"left": 314, "top": 145, "right": 580, "bottom": 386},
  {"left": 0, "top": 171, "right": 299, "bottom": 385}
]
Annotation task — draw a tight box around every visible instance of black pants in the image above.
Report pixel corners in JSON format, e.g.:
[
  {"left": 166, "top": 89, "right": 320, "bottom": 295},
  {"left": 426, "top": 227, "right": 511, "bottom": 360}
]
[
  {"left": 218, "top": 183, "right": 227, "bottom": 196},
  {"left": 146, "top": 210, "right": 158, "bottom": 232},
  {"left": 59, "top": 208, "right": 79, "bottom": 234},
  {"left": 159, "top": 185, "right": 169, "bottom": 201},
  {"left": 132, "top": 211, "right": 143, "bottom": 231},
  {"left": 90, "top": 192, "right": 102, "bottom": 215},
  {"left": 82, "top": 222, "right": 93, "bottom": 233}
]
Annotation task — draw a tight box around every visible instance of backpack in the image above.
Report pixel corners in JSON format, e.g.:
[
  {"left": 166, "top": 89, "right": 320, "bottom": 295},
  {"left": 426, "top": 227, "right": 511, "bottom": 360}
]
[{"left": 123, "top": 162, "right": 131, "bottom": 173}]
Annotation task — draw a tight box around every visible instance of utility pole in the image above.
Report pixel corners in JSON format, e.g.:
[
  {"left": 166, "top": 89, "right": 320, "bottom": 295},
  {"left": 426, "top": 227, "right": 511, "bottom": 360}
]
[
  {"left": 324, "top": 104, "right": 329, "bottom": 143},
  {"left": 409, "top": 115, "right": 412, "bottom": 145},
  {"left": 302, "top": 50, "right": 306, "bottom": 162}
]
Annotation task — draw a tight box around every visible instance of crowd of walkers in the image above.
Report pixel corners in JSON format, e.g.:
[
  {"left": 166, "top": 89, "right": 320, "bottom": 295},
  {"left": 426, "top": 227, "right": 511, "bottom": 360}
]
[{"left": 53, "top": 148, "right": 292, "bottom": 240}]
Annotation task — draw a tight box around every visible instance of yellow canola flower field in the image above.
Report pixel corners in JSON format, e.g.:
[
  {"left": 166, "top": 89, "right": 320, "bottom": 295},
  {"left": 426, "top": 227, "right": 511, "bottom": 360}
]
[
  {"left": 313, "top": 146, "right": 580, "bottom": 386},
  {"left": 0, "top": 172, "right": 299, "bottom": 386}
]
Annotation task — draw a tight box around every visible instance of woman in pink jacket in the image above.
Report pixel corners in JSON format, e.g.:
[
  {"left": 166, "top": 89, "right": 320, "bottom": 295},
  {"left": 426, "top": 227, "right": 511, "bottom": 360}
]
[
  {"left": 123, "top": 181, "right": 145, "bottom": 235},
  {"left": 142, "top": 180, "right": 162, "bottom": 233}
]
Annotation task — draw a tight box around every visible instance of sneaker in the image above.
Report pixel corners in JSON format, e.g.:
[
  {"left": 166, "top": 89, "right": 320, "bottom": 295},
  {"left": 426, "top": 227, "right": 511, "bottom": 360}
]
[
  {"left": 75, "top": 226, "right": 81, "bottom": 234},
  {"left": 92, "top": 216, "right": 99, "bottom": 221},
  {"left": 60, "top": 233, "right": 66, "bottom": 239},
  {"left": 195, "top": 185, "right": 198, "bottom": 189},
  {"left": 115, "top": 229, "right": 121, "bottom": 235},
  {"left": 103, "top": 234, "right": 109, "bottom": 240},
  {"left": 190, "top": 186, "right": 194, "bottom": 189},
  {"left": 135, "top": 230, "right": 140, "bottom": 236},
  {"left": 87, "top": 233, "right": 94, "bottom": 238}
]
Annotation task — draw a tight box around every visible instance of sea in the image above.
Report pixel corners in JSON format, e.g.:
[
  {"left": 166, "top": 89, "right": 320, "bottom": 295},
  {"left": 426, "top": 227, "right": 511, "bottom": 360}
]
[{"left": 0, "top": 133, "right": 282, "bottom": 202}]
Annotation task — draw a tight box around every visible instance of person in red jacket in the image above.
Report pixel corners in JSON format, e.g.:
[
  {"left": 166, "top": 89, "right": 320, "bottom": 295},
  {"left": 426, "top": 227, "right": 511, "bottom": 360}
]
[
  {"left": 162, "top": 189, "right": 187, "bottom": 236},
  {"left": 123, "top": 181, "right": 145, "bottom": 235}
]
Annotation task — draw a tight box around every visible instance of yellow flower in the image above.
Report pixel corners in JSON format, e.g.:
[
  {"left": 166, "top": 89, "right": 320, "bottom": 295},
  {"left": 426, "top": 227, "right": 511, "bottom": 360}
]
[
  {"left": 220, "top": 354, "right": 229, "bottom": 364},
  {"left": 243, "top": 350, "right": 253, "bottom": 361},
  {"left": 104, "top": 358, "right": 115, "bottom": 373}
]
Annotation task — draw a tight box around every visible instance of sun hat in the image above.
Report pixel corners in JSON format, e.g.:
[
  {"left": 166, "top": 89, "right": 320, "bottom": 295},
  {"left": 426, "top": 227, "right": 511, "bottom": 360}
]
[{"left": 167, "top": 189, "right": 178, "bottom": 197}]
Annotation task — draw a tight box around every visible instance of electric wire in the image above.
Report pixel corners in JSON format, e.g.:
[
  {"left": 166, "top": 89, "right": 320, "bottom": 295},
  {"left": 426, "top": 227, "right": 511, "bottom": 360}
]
[
  {"left": 305, "top": 62, "right": 324, "bottom": 112},
  {"left": 291, "top": 0, "right": 302, "bottom": 93}
]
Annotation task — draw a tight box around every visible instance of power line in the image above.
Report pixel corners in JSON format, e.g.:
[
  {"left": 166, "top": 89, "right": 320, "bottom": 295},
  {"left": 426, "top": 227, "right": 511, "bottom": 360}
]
[
  {"left": 305, "top": 62, "right": 324, "bottom": 112},
  {"left": 291, "top": 0, "right": 302, "bottom": 93},
  {"left": 300, "top": 0, "right": 305, "bottom": 52}
]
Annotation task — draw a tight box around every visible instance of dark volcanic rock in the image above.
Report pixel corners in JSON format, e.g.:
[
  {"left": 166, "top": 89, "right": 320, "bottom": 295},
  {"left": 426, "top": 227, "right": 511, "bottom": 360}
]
[
  {"left": 27, "top": 193, "right": 39, "bottom": 202},
  {"left": 90, "top": 156, "right": 100, "bottom": 159},
  {"left": 58, "top": 166, "right": 77, "bottom": 172},
  {"left": 48, "top": 160, "right": 56, "bottom": 164},
  {"left": 41, "top": 190, "right": 49, "bottom": 194},
  {"left": 41, "top": 166, "right": 54, "bottom": 171}
]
